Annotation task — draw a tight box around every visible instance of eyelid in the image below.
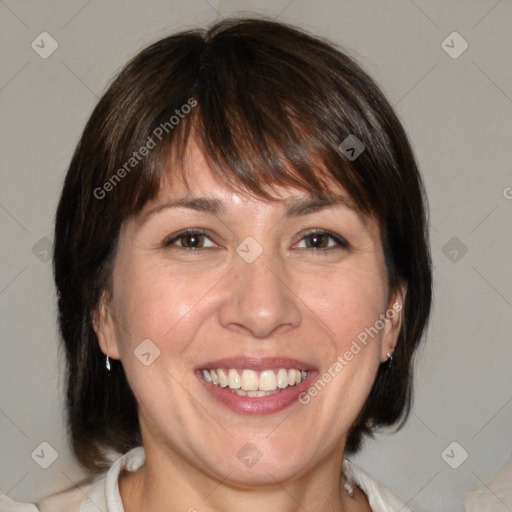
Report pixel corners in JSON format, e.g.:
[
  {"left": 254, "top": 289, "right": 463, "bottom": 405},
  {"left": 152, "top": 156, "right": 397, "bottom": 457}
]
[
  {"left": 162, "top": 228, "right": 349, "bottom": 251},
  {"left": 163, "top": 228, "right": 217, "bottom": 248},
  {"left": 294, "top": 229, "right": 349, "bottom": 250}
]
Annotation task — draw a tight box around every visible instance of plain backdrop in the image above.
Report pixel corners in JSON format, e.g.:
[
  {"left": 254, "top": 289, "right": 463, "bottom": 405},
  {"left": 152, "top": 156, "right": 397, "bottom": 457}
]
[{"left": 1, "top": 1, "right": 511, "bottom": 511}]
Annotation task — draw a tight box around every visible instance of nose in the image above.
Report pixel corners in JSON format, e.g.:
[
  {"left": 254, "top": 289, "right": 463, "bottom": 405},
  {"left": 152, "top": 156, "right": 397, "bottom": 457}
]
[{"left": 218, "top": 250, "right": 302, "bottom": 339}]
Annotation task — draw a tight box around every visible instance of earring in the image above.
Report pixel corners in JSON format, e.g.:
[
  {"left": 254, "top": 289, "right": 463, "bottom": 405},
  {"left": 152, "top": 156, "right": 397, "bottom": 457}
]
[
  {"left": 105, "top": 354, "right": 111, "bottom": 372},
  {"left": 386, "top": 352, "right": 393, "bottom": 367}
]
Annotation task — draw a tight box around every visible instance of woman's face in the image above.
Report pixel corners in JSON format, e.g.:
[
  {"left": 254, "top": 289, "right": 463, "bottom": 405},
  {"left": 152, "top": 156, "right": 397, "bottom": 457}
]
[{"left": 96, "top": 140, "right": 403, "bottom": 486}]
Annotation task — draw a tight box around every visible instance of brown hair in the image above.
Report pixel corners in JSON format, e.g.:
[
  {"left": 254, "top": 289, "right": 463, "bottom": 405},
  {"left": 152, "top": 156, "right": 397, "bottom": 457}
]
[{"left": 53, "top": 17, "right": 432, "bottom": 471}]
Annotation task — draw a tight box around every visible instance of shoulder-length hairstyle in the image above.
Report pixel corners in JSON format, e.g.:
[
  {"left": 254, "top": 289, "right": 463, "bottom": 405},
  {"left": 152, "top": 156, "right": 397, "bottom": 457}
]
[{"left": 54, "top": 17, "right": 432, "bottom": 471}]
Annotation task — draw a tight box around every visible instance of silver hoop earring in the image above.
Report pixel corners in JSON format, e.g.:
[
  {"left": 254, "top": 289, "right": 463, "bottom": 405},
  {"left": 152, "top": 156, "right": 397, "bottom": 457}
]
[
  {"left": 105, "top": 354, "right": 111, "bottom": 372},
  {"left": 386, "top": 352, "right": 393, "bottom": 367}
]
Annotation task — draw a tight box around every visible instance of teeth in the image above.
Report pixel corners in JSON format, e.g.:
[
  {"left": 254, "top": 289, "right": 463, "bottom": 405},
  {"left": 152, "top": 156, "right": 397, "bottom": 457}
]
[
  {"left": 218, "top": 369, "right": 228, "bottom": 387},
  {"left": 235, "top": 389, "right": 280, "bottom": 397},
  {"left": 259, "top": 370, "right": 277, "bottom": 391},
  {"left": 202, "top": 367, "right": 307, "bottom": 392},
  {"left": 228, "top": 369, "right": 241, "bottom": 389},
  {"left": 241, "top": 369, "right": 259, "bottom": 391},
  {"left": 276, "top": 368, "right": 289, "bottom": 388}
]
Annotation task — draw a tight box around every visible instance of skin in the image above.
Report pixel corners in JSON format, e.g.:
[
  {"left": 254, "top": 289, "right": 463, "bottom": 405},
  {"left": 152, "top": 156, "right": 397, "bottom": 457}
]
[{"left": 94, "top": 139, "right": 405, "bottom": 512}]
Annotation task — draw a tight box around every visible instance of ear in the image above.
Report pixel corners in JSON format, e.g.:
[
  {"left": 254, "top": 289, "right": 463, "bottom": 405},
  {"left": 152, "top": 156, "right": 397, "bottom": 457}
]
[
  {"left": 92, "top": 290, "right": 121, "bottom": 360},
  {"left": 380, "top": 282, "right": 407, "bottom": 362}
]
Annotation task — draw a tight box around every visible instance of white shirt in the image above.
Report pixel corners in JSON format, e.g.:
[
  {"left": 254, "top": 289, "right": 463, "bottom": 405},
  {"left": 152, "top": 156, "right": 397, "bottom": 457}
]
[{"left": 1, "top": 446, "right": 411, "bottom": 512}]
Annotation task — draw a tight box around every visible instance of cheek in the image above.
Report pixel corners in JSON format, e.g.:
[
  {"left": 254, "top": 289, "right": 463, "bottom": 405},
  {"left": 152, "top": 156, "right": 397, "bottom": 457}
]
[
  {"left": 112, "top": 237, "right": 389, "bottom": 357},
  {"left": 112, "top": 259, "right": 221, "bottom": 359},
  {"left": 302, "top": 263, "right": 389, "bottom": 349},
  {"left": 110, "top": 262, "right": 214, "bottom": 413}
]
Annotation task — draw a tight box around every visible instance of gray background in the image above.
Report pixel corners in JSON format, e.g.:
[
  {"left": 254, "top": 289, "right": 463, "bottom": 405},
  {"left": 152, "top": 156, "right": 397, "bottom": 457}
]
[{"left": 1, "top": 1, "right": 511, "bottom": 511}]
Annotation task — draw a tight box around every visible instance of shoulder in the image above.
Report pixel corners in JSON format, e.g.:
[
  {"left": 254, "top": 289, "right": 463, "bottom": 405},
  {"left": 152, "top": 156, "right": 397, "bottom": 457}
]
[
  {"left": 0, "top": 494, "right": 39, "bottom": 511},
  {"left": 2, "top": 446, "right": 146, "bottom": 512},
  {"left": 464, "top": 455, "right": 512, "bottom": 511},
  {"left": 0, "top": 482, "right": 94, "bottom": 512},
  {"left": 37, "top": 483, "right": 93, "bottom": 512},
  {"left": 343, "top": 459, "right": 411, "bottom": 512}
]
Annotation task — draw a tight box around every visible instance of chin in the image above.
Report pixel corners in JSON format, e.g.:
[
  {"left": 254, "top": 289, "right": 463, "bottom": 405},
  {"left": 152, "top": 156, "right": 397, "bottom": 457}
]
[{"left": 195, "top": 436, "right": 317, "bottom": 488}]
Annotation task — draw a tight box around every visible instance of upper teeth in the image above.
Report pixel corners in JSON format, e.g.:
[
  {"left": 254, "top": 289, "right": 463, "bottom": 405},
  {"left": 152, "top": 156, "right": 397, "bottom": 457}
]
[{"left": 202, "top": 368, "right": 307, "bottom": 392}]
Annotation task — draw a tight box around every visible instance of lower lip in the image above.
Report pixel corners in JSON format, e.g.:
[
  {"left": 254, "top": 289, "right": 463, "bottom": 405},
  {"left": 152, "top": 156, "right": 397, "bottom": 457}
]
[{"left": 196, "top": 371, "right": 318, "bottom": 415}]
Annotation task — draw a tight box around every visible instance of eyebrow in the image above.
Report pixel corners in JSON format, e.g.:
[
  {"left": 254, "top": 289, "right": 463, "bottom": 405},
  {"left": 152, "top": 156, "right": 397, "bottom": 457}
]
[{"left": 137, "top": 196, "right": 351, "bottom": 226}]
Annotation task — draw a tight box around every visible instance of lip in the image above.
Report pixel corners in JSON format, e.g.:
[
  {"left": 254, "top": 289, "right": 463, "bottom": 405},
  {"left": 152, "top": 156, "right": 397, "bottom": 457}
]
[
  {"left": 195, "top": 356, "right": 317, "bottom": 372},
  {"left": 195, "top": 356, "right": 318, "bottom": 415}
]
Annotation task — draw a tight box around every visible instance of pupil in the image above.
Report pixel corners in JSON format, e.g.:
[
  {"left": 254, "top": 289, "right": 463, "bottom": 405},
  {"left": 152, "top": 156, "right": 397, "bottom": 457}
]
[
  {"left": 309, "top": 234, "right": 325, "bottom": 248},
  {"left": 185, "top": 234, "right": 200, "bottom": 247}
]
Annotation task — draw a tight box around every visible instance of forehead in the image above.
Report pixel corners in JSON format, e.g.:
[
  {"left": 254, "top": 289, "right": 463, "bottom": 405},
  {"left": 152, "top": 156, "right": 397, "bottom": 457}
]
[
  {"left": 154, "top": 138, "right": 358, "bottom": 212},
  {"left": 130, "top": 140, "right": 379, "bottom": 241}
]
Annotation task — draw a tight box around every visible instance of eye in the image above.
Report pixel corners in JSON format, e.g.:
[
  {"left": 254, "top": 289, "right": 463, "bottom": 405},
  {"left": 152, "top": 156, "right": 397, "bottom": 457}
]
[
  {"left": 162, "top": 228, "right": 347, "bottom": 252},
  {"left": 163, "top": 229, "right": 216, "bottom": 250},
  {"left": 295, "top": 229, "right": 349, "bottom": 250}
]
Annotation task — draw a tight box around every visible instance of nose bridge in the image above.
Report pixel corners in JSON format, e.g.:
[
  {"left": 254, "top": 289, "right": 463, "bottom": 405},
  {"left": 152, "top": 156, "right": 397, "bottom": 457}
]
[{"left": 218, "top": 244, "right": 302, "bottom": 338}]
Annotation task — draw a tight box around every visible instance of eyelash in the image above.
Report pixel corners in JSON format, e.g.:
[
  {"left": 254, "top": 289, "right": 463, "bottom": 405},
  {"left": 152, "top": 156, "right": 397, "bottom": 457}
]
[{"left": 162, "top": 228, "right": 349, "bottom": 252}]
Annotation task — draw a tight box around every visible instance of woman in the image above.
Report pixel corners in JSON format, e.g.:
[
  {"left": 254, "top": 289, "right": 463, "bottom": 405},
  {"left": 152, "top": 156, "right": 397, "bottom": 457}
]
[{"left": 6, "top": 17, "right": 432, "bottom": 512}]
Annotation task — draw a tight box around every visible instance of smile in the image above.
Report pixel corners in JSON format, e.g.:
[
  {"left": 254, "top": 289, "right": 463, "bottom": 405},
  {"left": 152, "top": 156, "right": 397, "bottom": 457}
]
[
  {"left": 196, "top": 357, "right": 316, "bottom": 415},
  {"left": 201, "top": 368, "right": 308, "bottom": 396}
]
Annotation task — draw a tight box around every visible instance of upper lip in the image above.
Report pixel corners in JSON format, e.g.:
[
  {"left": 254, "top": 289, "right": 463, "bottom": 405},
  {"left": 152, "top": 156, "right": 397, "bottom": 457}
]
[{"left": 195, "top": 356, "right": 317, "bottom": 372}]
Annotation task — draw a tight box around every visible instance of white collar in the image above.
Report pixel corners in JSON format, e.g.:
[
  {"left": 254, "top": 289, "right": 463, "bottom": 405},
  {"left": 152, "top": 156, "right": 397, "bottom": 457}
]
[{"left": 77, "top": 446, "right": 410, "bottom": 512}]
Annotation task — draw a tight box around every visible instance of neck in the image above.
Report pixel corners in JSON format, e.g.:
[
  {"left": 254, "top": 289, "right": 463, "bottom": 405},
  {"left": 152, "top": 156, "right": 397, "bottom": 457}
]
[{"left": 119, "top": 439, "right": 359, "bottom": 512}]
